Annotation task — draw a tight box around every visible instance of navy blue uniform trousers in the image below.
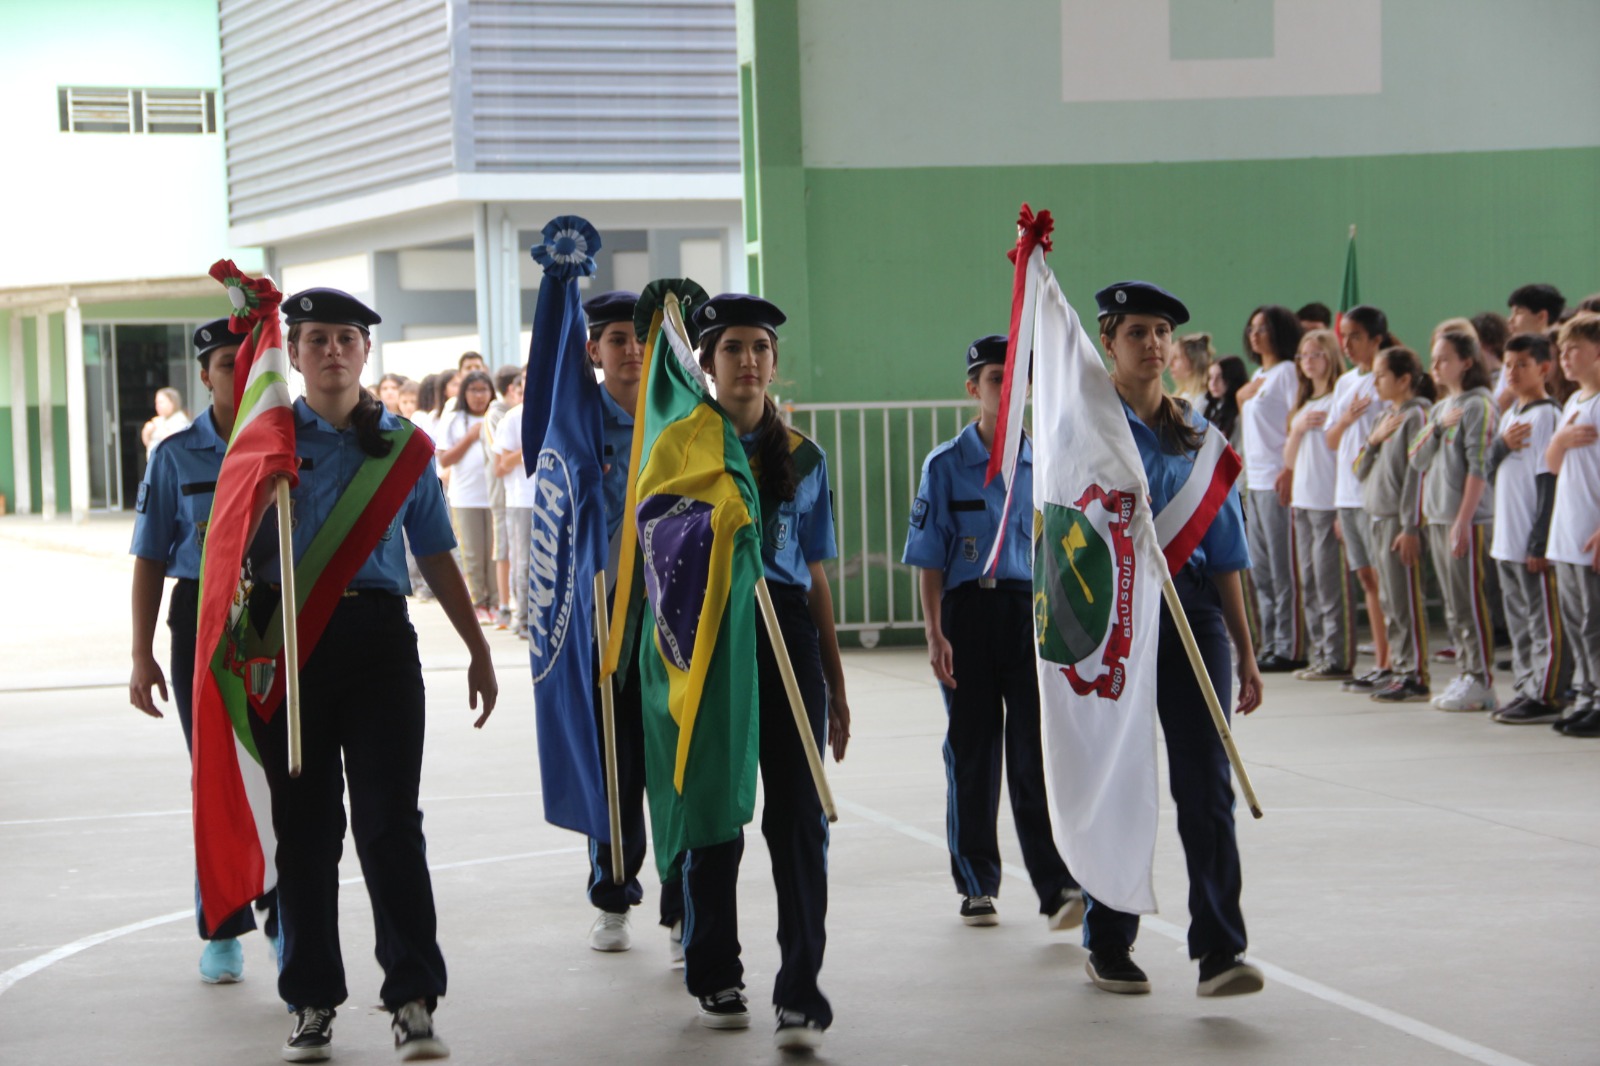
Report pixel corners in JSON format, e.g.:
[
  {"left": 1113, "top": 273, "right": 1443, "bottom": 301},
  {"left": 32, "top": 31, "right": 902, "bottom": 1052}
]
[
  {"left": 940, "top": 582, "right": 1076, "bottom": 909},
  {"left": 586, "top": 643, "right": 685, "bottom": 926},
  {"left": 681, "top": 582, "right": 832, "bottom": 1027},
  {"left": 248, "top": 592, "right": 447, "bottom": 1011},
  {"left": 1083, "top": 568, "right": 1248, "bottom": 960},
  {"left": 169, "top": 578, "right": 276, "bottom": 942}
]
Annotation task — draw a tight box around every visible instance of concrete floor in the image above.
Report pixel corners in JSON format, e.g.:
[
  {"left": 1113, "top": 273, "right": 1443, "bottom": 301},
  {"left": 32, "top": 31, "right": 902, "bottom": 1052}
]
[{"left": 1, "top": 514, "right": 1596, "bottom": 1066}]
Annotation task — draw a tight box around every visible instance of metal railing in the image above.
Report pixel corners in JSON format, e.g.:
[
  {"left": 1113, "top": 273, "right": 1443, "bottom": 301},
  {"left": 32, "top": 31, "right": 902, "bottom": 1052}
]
[{"left": 785, "top": 399, "right": 990, "bottom": 645}]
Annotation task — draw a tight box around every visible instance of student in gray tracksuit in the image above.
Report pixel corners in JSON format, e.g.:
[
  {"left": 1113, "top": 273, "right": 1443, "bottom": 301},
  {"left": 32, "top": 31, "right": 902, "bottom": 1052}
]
[
  {"left": 1484, "top": 332, "right": 1569, "bottom": 725},
  {"left": 1409, "top": 330, "right": 1499, "bottom": 712},
  {"left": 1356, "top": 346, "right": 1434, "bottom": 702}
]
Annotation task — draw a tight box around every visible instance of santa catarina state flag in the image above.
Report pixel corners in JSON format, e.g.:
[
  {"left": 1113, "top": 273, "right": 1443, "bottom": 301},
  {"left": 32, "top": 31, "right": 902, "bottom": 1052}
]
[
  {"left": 633, "top": 289, "right": 761, "bottom": 878},
  {"left": 1010, "top": 213, "right": 1169, "bottom": 916},
  {"left": 191, "top": 261, "right": 295, "bottom": 935},
  {"left": 520, "top": 216, "right": 612, "bottom": 841}
]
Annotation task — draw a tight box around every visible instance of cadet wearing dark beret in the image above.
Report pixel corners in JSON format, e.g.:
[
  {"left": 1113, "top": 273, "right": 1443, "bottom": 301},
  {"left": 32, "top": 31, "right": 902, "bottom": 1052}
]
[
  {"left": 902, "top": 329, "right": 1085, "bottom": 932},
  {"left": 965, "top": 334, "right": 1009, "bottom": 374},
  {"left": 582, "top": 290, "right": 639, "bottom": 330},
  {"left": 690, "top": 293, "right": 787, "bottom": 335},
  {"left": 1093, "top": 280, "right": 1190, "bottom": 326},
  {"left": 282, "top": 288, "right": 382, "bottom": 330},
  {"left": 193, "top": 318, "right": 239, "bottom": 363}
]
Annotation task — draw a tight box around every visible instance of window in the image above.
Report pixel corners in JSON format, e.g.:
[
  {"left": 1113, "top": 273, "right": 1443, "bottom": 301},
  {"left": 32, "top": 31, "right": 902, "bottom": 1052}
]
[{"left": 57, "top": 87, "right": 217, "bottom": 134}]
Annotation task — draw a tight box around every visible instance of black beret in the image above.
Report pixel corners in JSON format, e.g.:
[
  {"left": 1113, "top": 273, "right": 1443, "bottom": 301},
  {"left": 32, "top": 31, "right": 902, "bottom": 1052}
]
[
  {"left": 192, "top": 318, "right": 238, "bottom": 362},
  {"left": 965, "top": 334, "right": 1009, "bottom": 373},
  {"left": 283, "top": 288, "right": 381, "bottom": 330},
  {"left": 690, "top": 293, "right": 786, "bottom": 335},
  {"left": 1093, "top": 280, "right": 1190, "bottom": 326},
  {"left": 583, "top": 290, "right": 639, "bottom": 329}
]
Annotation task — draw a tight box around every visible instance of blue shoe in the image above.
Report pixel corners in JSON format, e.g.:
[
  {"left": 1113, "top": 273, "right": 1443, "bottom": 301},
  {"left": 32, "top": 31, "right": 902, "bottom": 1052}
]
[{"left": 199, "top": 938, "right": 244, "bottom": 984}]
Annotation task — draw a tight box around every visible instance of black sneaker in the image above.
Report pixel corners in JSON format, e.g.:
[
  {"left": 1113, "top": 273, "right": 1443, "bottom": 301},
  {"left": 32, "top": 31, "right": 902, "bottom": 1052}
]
[
  {"left": 1299, "top": 664, "right": 1354, "bottom": 682},
  {"left": 283, "top": 1006, "right": 335, "bottom": 1063},
  {"left": 698, "top": 987, "right": 751, "bottom": 1030},
  {"left": 1197, "top": 951, "right": 1265, "bottom": 997},
  {"left": 1556, "top": 707, "right": 1600, "bottom": 738},
  {"left": 391, "top": 999, "right": 449, "bottom": 1061},
  {"left": 1342, "top": 668, "right": 1393, "bottom": 694},
  {"left": 773, "top": 1007, "right": 825, "bottom": 1052},
  {"left": 1046, "top": 886, "right": 1085, "bottom": 931},
  {"left": 1256, "top": 653, "right": 1304, "bottom": 673},
  {"left": 1371, "top": 676, "right": 1431, "bottom": 703},
  {"left": 1493, "top": 698, "right": 1560, "bottom": 725},
  {"left": 1085, "top": 948, "right": 1151, "bottom": 994},
  {"left": 960, "top": 895, "right": 999, "bottom": 926}
]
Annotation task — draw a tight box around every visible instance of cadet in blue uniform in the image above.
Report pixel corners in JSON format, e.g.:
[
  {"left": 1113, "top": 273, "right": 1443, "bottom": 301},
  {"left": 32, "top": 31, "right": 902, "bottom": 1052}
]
[
  {"left": 679, "top": 294, "right": 851, "bottom": 1053},
  {"left": 1082, "top": 281, "right": 1266, "bottom": 998},
  {"left": 903, "top": 334, "right": 1083, "bottom": 930},
  {"left": 254, "top": 289, "right": 499, "bottom": 1063},
  {"left": 579, "top": 290, "right": 686, "bottom": 956},
  {"left": 130, "top": 318, "right": 279, "bottom": 984}
]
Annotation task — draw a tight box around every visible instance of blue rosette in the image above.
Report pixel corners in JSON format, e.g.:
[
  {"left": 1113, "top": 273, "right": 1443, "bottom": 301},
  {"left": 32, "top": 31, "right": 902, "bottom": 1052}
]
[{"left": 530, "top": 215, "right": 602, "bottom": 279}]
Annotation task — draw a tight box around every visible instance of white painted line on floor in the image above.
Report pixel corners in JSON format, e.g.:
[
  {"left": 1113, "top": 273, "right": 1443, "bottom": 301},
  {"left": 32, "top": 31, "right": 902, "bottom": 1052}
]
[
  {"left": 0, "top": 845, "right": 584, "bottom": 999},
  {"left": 836, "top": 797, "right": 1536, "bottom": 1066}
]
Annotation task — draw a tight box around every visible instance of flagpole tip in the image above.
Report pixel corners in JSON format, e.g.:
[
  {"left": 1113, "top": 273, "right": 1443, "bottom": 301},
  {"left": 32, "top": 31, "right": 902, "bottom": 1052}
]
[{"left": 1348, "top": 224, "right": 1357, "bottom": 239}]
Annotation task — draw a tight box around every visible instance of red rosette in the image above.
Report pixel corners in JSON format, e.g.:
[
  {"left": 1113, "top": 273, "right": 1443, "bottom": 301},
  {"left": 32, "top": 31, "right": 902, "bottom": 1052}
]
[{"left": 208, "top": 259, "right": 282, "bottom": 333}]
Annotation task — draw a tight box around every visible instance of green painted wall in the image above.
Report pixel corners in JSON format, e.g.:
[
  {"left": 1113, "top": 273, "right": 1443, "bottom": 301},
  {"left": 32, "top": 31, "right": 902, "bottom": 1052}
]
[{"left": 789, "top": 146, "right": 1600, "bottom": 404}]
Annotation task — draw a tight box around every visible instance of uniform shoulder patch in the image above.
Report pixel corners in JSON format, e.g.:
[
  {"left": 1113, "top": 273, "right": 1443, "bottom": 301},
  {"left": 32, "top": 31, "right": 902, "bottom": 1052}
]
[
  {"left": 135, "top": 481, "right": 150, "bottom": 514},
  {"left": 910, "top": 496, "right": 929, "bottom": 529}
]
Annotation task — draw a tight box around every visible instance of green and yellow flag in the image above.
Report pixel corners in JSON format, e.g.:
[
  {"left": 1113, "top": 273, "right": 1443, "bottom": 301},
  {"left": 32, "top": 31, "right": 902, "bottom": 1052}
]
[{"left": 633, "top": 289, "right": 762, "bottom": 876}]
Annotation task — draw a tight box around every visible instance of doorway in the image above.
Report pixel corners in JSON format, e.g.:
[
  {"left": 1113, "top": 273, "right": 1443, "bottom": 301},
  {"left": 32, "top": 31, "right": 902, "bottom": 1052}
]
[{"left": 84, "top": 323, "right": 197, "bottom": 511}]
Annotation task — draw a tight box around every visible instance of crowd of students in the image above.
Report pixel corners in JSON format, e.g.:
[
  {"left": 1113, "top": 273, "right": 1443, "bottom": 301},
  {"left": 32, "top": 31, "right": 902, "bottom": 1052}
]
[
  {"left": 1192, "top": 285, "right": 1600, "bottom": 736},
  {"left": 373, "top": 353, "right": 534, "bottom": 633}
]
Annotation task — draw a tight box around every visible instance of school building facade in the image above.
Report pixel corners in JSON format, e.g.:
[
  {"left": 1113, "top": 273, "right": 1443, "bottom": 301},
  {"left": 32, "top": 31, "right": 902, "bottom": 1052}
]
[{"left": 1, "top": 0, "right": 744, "bottom": 520}]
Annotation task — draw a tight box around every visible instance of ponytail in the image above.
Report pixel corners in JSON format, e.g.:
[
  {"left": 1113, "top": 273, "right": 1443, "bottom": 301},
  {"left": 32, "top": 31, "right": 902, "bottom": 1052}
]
[
  {"left": 1153, "top": 394, "right": 1206, "bottom": 454},
  {"left": 350, "top": 388, "right": 394, "bottom": 458},
  {"left": 753, "top": 396, "right": 798, "bottom": 503}
]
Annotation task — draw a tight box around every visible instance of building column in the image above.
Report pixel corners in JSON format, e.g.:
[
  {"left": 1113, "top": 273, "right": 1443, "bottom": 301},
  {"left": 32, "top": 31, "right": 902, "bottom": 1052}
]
[
  {"left": 34, "top": 311, "right": 55, "bottom": 520},
  {"left": 65, "top": 298, "right": 89, "bottom": 522},
  {"left": 8, "top": 312, "right": 29, "bottom": 516},
  {"left": 472, "top": 203, "right": 523, "bottom": 369}
]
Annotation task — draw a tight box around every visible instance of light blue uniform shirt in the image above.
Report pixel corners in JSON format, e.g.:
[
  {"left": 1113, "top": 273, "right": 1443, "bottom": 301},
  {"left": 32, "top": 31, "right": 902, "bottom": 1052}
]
[
  {"left": 740, "top": 433, "right": 838, "bottom": 589},
  {"left": 256, "top": 399, "right": 456, "bottom": 594},
  {"left": 600, "top": 385, "right": 634, "bottom": 542},
  {"left": 903, "top": 422, "right": 1034, "bottom": 590},
  {"left": 1125, "top": 400, "right": 1251, "bottom": 575},
  {"left": 129, "top": 409, "right": 229, "bottom": 580}
]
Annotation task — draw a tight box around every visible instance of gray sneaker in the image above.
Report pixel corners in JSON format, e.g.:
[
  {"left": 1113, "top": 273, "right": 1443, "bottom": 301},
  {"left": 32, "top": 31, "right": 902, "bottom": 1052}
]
[{"left": 392, "top": 1000, "right": 448, "bottom": 1061}]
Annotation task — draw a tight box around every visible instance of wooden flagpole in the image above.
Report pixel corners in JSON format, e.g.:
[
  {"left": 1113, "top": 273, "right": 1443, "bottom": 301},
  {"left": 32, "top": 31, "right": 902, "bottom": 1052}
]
[
  {"left": 592, "top": 572, "right": 625, "bottom": 883},
  {"left": 1159, "top": 577, "right": 1263, "bottom": 819},
  {"left": 755, "top": 577, "right": 838, "bottom": 823},
  {"left": 276, "top": 477, "right": 303, "bottom": 779}
]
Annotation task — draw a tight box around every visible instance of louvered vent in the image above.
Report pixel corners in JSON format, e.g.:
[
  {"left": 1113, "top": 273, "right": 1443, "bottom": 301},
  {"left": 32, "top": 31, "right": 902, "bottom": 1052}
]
[{"left": 58, "top": 87, "right": 217, "bottom": 134}]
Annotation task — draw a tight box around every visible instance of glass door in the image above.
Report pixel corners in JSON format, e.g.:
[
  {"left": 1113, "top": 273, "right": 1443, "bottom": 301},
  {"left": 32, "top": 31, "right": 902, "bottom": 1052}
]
[{"left": 82, "top": 324, "right": 121, "bottom": 510}]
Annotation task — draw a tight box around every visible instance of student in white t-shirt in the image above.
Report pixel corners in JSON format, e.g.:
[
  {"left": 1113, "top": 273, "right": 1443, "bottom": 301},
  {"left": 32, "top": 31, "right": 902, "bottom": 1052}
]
[
  {"left": 1485, "top": 333, "right": 1570, "bottom": 725},
  {"left": 1284, "top": 329, "right": 1351, "bottom": 681},
  {"left": 438, "top": 370, "right": 498, "bottom": 623},
  {"left": 490, "top": 375, "right": 534, "bottom": 639},
  {"left": 1545, "top": 312, "right": 1600, "bottom": 738},
  {"left": 1323, "top": 305, "right": 1395, "bottom": 693},
  {"left": 1236, "top": 305, "right": 1307, "bottom": 671}
]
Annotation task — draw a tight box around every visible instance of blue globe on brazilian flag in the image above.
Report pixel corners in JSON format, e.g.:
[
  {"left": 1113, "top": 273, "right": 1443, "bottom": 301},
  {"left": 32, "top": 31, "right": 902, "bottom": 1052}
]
[{"left": 1034, "top": 502, "right": 1114, "bottom": 666}]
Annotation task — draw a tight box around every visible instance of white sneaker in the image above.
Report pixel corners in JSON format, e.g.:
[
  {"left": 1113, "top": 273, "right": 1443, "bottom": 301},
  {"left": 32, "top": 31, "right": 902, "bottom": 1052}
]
[
  {"left": 1436, "top": 676, "right": 1497, "bottom": 712},
  {"left": 668, "top": 920, "right": 685, "bottom": 968},
  {"left": 588, "top": 910, "right": 631, "bottom": 952},
  {"left": 1430, "top": 675, "right": 1469, "bottom": 708},
  {"left": 773, "top": 1007, "right": 825, "bottom": 1051}
]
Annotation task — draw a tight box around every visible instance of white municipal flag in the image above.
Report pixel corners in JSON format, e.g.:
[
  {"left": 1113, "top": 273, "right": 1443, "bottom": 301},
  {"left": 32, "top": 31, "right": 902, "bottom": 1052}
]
[{"left": 1028, "top": 250, "right": 1165, "bottom": 915}]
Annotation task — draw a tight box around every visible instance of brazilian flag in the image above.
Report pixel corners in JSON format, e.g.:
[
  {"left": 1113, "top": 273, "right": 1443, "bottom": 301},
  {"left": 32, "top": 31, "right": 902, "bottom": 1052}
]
[{"left": 632, "top": 285, "right": 762, "bottom": 877}]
